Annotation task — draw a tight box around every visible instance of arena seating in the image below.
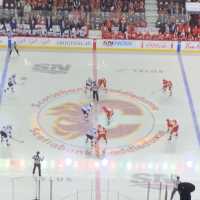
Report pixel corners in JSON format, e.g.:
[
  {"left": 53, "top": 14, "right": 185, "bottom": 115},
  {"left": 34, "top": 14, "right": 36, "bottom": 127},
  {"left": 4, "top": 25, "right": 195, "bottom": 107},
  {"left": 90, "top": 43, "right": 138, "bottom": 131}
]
[
  {"left": 155, "top": 0, "right": 200, "bottom": 40},
  {"left": 1, "top": 0, "right": 200, "bottom": 40}
]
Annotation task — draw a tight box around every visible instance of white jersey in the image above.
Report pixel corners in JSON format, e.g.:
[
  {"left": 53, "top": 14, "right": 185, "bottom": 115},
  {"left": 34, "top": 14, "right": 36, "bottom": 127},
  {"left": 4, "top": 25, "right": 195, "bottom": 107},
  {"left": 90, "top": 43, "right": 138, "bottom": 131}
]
[
  {"left": 87, "top": 128, "right": 97, "bottom": 137},
  {"left": 92, "top": 84, "right": 98, "bottom": 92},
  {"left": 8, "top": 75, "right": 16, "bottom": 86},
  {"left": 32, "top": 154, "right": 43, "bottom": 165},
  {"left": 86, "top": 79, "right": 93, "bottom": 87},
  {"left": 173, "top": 179, "right": 181, "bottom": 189},
  {"left": 2, "top": 126, "right": 6, "bottom": 132},
  {"left": 1, "top": 126, "right": 12, "bottom": 137},
  {"left": 82, "top": 104, "right": 92, "bottom": 113}
]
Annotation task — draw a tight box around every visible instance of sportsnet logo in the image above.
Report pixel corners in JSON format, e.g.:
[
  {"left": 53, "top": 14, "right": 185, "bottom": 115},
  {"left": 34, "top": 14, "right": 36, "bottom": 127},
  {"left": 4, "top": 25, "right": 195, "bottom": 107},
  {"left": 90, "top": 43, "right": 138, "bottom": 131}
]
[
  {"left": 32, "top": 63, "right": 71, "bottom": 74},
  {"left": 103, "top": 40, "right": 114, "bottom": 47},
  {"left": 103, "top": 40, "right": 134, "bottom": 48}
]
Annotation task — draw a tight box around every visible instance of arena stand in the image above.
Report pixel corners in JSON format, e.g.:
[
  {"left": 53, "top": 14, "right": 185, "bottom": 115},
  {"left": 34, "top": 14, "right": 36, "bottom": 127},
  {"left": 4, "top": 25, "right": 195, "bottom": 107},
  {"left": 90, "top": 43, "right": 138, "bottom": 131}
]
[
  {"left": 0, "top": 0, "right": 200, "bottom": 40},
  {"left": 155, "top": 0, "right": 200, "bottom": 40}
]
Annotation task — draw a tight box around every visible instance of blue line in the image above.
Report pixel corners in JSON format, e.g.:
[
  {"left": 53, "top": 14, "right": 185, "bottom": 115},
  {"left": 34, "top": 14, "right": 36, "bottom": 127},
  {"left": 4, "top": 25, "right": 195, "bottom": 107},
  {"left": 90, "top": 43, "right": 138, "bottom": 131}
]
[
  {"left": 177, "top": 53, "right": 200, "bottom": 145},
  {"left": 0, "top": 50, "right": 10, "bottom": 103}
]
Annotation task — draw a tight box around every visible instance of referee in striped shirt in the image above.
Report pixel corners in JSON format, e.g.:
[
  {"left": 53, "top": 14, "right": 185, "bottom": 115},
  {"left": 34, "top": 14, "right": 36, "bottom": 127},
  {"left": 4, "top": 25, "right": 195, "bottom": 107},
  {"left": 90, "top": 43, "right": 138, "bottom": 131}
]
[
  {"left": 91, "top": 81, "right": 99, "bottom": 102},
  {"left": 32, "top": 151, "right": 44, "bottom": 177}
]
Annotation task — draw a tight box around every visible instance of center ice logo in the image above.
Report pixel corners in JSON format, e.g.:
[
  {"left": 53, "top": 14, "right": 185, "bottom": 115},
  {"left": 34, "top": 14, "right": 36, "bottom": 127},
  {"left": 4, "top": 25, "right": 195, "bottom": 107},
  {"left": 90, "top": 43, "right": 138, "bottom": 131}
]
[
  {"left": 31, "top": 88, "right": 165, "bottom": 155},
  {"left": 49, "top": 99, "right": 142, "bottom": 140}
]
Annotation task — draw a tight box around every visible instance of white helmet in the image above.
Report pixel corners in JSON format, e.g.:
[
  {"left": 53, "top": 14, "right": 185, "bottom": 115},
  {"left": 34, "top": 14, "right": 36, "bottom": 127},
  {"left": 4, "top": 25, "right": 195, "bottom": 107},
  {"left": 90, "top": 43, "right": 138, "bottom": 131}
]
[{"left": 90, "top": 102, "right": 94, "bottom": 107}]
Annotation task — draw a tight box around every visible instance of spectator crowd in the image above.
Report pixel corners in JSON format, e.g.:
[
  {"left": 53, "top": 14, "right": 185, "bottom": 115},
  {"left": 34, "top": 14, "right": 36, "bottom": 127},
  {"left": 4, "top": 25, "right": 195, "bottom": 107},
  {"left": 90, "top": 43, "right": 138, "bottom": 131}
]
[{"left": 0, "top": 0, "right": 200, "bottom": 40}]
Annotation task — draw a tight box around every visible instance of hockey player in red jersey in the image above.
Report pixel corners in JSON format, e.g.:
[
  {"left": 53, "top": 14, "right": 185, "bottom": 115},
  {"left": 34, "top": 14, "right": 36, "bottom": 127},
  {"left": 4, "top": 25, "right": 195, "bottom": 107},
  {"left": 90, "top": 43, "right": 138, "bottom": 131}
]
[
  {"left": 102, "top": 106, "right": 114, "bottom": 125},
  {"left": 162, "top": 79, "right": 173, "bottom": 96},
  {"left": 162, "top": 79, "right": 168, "bottom": 93},
  {"left": 96, "top": 124, "right": 108, "bottom": 144},
  {"left": 166, "top": 119, "right": 173, "bottom": 132},
  {"left": 98, "top": 78, "right": 107, "bottom": 91},
  {"left": 168, "top": 120, "right": 179, "bottom": 140},
  {"left": 168, "top": 80, "right": 173, "bottom": 96}
]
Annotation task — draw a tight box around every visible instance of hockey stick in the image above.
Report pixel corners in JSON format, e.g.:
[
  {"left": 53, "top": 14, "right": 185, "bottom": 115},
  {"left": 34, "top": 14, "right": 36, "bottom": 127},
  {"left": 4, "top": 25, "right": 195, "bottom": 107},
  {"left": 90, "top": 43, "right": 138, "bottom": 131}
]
[{"left": 11, "top": 137, "right": 24, "bottom": 143}]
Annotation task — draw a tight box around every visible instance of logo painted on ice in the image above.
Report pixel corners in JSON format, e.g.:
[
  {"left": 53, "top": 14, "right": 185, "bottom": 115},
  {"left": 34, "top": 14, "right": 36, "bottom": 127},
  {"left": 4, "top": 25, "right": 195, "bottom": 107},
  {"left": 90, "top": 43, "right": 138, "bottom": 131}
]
[
  {"left": 32, "top": 63, "right": 71, "bottom": 74},
  {"left": 31, "top": 88, "right": 165, "bottom": 155}
]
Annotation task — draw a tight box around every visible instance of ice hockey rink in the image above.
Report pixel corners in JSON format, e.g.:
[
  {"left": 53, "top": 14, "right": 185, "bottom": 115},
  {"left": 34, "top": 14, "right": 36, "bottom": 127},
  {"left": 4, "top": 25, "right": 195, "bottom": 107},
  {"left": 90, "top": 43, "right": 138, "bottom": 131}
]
[{"left": 0, "top": 49, "right": 200, "bottom": 200}]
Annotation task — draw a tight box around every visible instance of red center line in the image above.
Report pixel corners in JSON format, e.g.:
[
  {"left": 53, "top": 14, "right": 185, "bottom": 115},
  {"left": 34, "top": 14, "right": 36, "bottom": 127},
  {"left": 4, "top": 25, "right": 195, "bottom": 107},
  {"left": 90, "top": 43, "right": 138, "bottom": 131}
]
[{"left": 92, "top": 40, "right": 101, "bottom": 200}]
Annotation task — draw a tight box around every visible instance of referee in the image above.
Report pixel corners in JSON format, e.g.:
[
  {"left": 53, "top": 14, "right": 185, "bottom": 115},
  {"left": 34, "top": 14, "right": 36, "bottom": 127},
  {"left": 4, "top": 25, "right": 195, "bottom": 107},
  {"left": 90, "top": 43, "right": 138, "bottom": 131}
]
[
  {"left": 170, "top": 176, "right": 181, "bottom": 200},
  {"left": 32, "top": 151, "right": 44, "bottom": 177},
  {"left": 92, "top": 81, "right": 99, "bottom": 102}
]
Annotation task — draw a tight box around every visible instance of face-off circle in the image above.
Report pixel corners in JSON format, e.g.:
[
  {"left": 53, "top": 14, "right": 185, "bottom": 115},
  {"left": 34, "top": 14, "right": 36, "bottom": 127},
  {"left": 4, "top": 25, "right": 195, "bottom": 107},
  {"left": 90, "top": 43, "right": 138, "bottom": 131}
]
[{"left": 31, "top": 88, "right": 165, "bottom": 156}]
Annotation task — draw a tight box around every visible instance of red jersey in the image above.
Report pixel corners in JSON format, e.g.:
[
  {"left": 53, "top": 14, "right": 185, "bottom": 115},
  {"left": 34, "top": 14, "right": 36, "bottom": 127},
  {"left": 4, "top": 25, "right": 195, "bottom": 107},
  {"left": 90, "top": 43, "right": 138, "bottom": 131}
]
[{"left": 167, "top": 81, "right": 173, "bottom": 89}]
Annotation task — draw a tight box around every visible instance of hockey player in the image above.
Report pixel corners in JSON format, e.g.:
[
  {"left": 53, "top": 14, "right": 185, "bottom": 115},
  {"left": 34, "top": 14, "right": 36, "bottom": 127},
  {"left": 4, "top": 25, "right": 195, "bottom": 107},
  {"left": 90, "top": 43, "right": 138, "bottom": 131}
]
[
  {"left": 162, "top": 79, "right": 173, "bottom": 96},
  {"left": 169, "top": 120, "right": 179, "bottom": 140},
  {"left": 9, "top": 41, "right": 19, "bottom": 56},
  {"left": 85, "top": 127, "right": 97, "bottom": 147},
  {"left": 162, "top": 79, "right": 168, "bottom": 93},
  {"left": 81, "top": 102, "right": 93, "bottom": 120},
  {"left": 98, "top": 78, "right": 107, "bottom": 91},
  {"left": 85, "top": 77, "right": 93, "bottom": 94},
  {"left": 0, "top": 125, "right": 12, "bottom": 146},
  {"left": 4, "top": 74, "right": 16, "bottom": 93},
  {"left": 166, "top": 119, "right": 173, "bottom": 132},
  {"left": 102, "top": 106, "right": 114, "bottom": 125},
  {"left": 96, "top": 124, "right": 108, "bottom": 144},
  {"left": 168, "top": 80, "right": 173, "bottom": 96}
]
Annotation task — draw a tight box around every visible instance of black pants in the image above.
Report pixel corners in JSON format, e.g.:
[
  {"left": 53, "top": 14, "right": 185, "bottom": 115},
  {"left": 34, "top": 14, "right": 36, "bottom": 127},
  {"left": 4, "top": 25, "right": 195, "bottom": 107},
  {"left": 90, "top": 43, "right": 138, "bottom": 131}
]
[
  {"left": 93, "top": 91, "right": 99, "bottom": 102},
  {"left": 180, "top": 194, "right": 191, "bottom": 200},
  {"left": 10, "top": 47, "right": 19, "bottom": 55},
  {"left": 170, "top": 188, "right": 178, "bottom": 200},
  {"left": 33, "top": 163, "right": 41, "bottom": 176}
]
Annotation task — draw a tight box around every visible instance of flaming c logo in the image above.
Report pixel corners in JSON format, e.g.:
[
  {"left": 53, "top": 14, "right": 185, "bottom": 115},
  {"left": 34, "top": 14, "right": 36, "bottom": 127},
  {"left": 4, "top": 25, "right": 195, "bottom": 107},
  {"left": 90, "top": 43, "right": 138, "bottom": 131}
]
[
  {"left": 31, "top": 88, "right": 164, "bottom": 155},
  {"left": 49, "top": 99, "right": 143, "bottom": 140}
]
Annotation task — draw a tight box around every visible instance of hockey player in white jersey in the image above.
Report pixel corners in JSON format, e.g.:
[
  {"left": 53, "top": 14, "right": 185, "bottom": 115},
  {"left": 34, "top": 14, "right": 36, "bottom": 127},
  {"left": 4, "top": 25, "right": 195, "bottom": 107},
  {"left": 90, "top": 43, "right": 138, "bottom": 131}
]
[
  {"left": 85, "top": 77, "right": 93, "bottom": 94},
  {"left": 85, "top": 127, "right": 97, "bottom": 147},
  {"left": 81, "top": 102, "right": 93, "bottom": 120},
  {"left": 0, "top": 125, "right": 12, "bottom": 146},
  {"left": 4, "top": 74, "right": 16, "bottom": 93}
]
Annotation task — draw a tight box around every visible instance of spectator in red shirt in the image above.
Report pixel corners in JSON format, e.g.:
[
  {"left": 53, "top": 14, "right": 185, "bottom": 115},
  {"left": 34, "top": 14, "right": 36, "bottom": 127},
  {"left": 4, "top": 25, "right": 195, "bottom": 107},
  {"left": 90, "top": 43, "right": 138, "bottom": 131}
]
[
  {"left": 192, "top": 25, "right": 198, "bottom": 38},
  {"left": 184, "top": 23, "right": 190, "bottom": 38},
  {"left": 106, "top": 19, "right": 112, "bottom": 32}
]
